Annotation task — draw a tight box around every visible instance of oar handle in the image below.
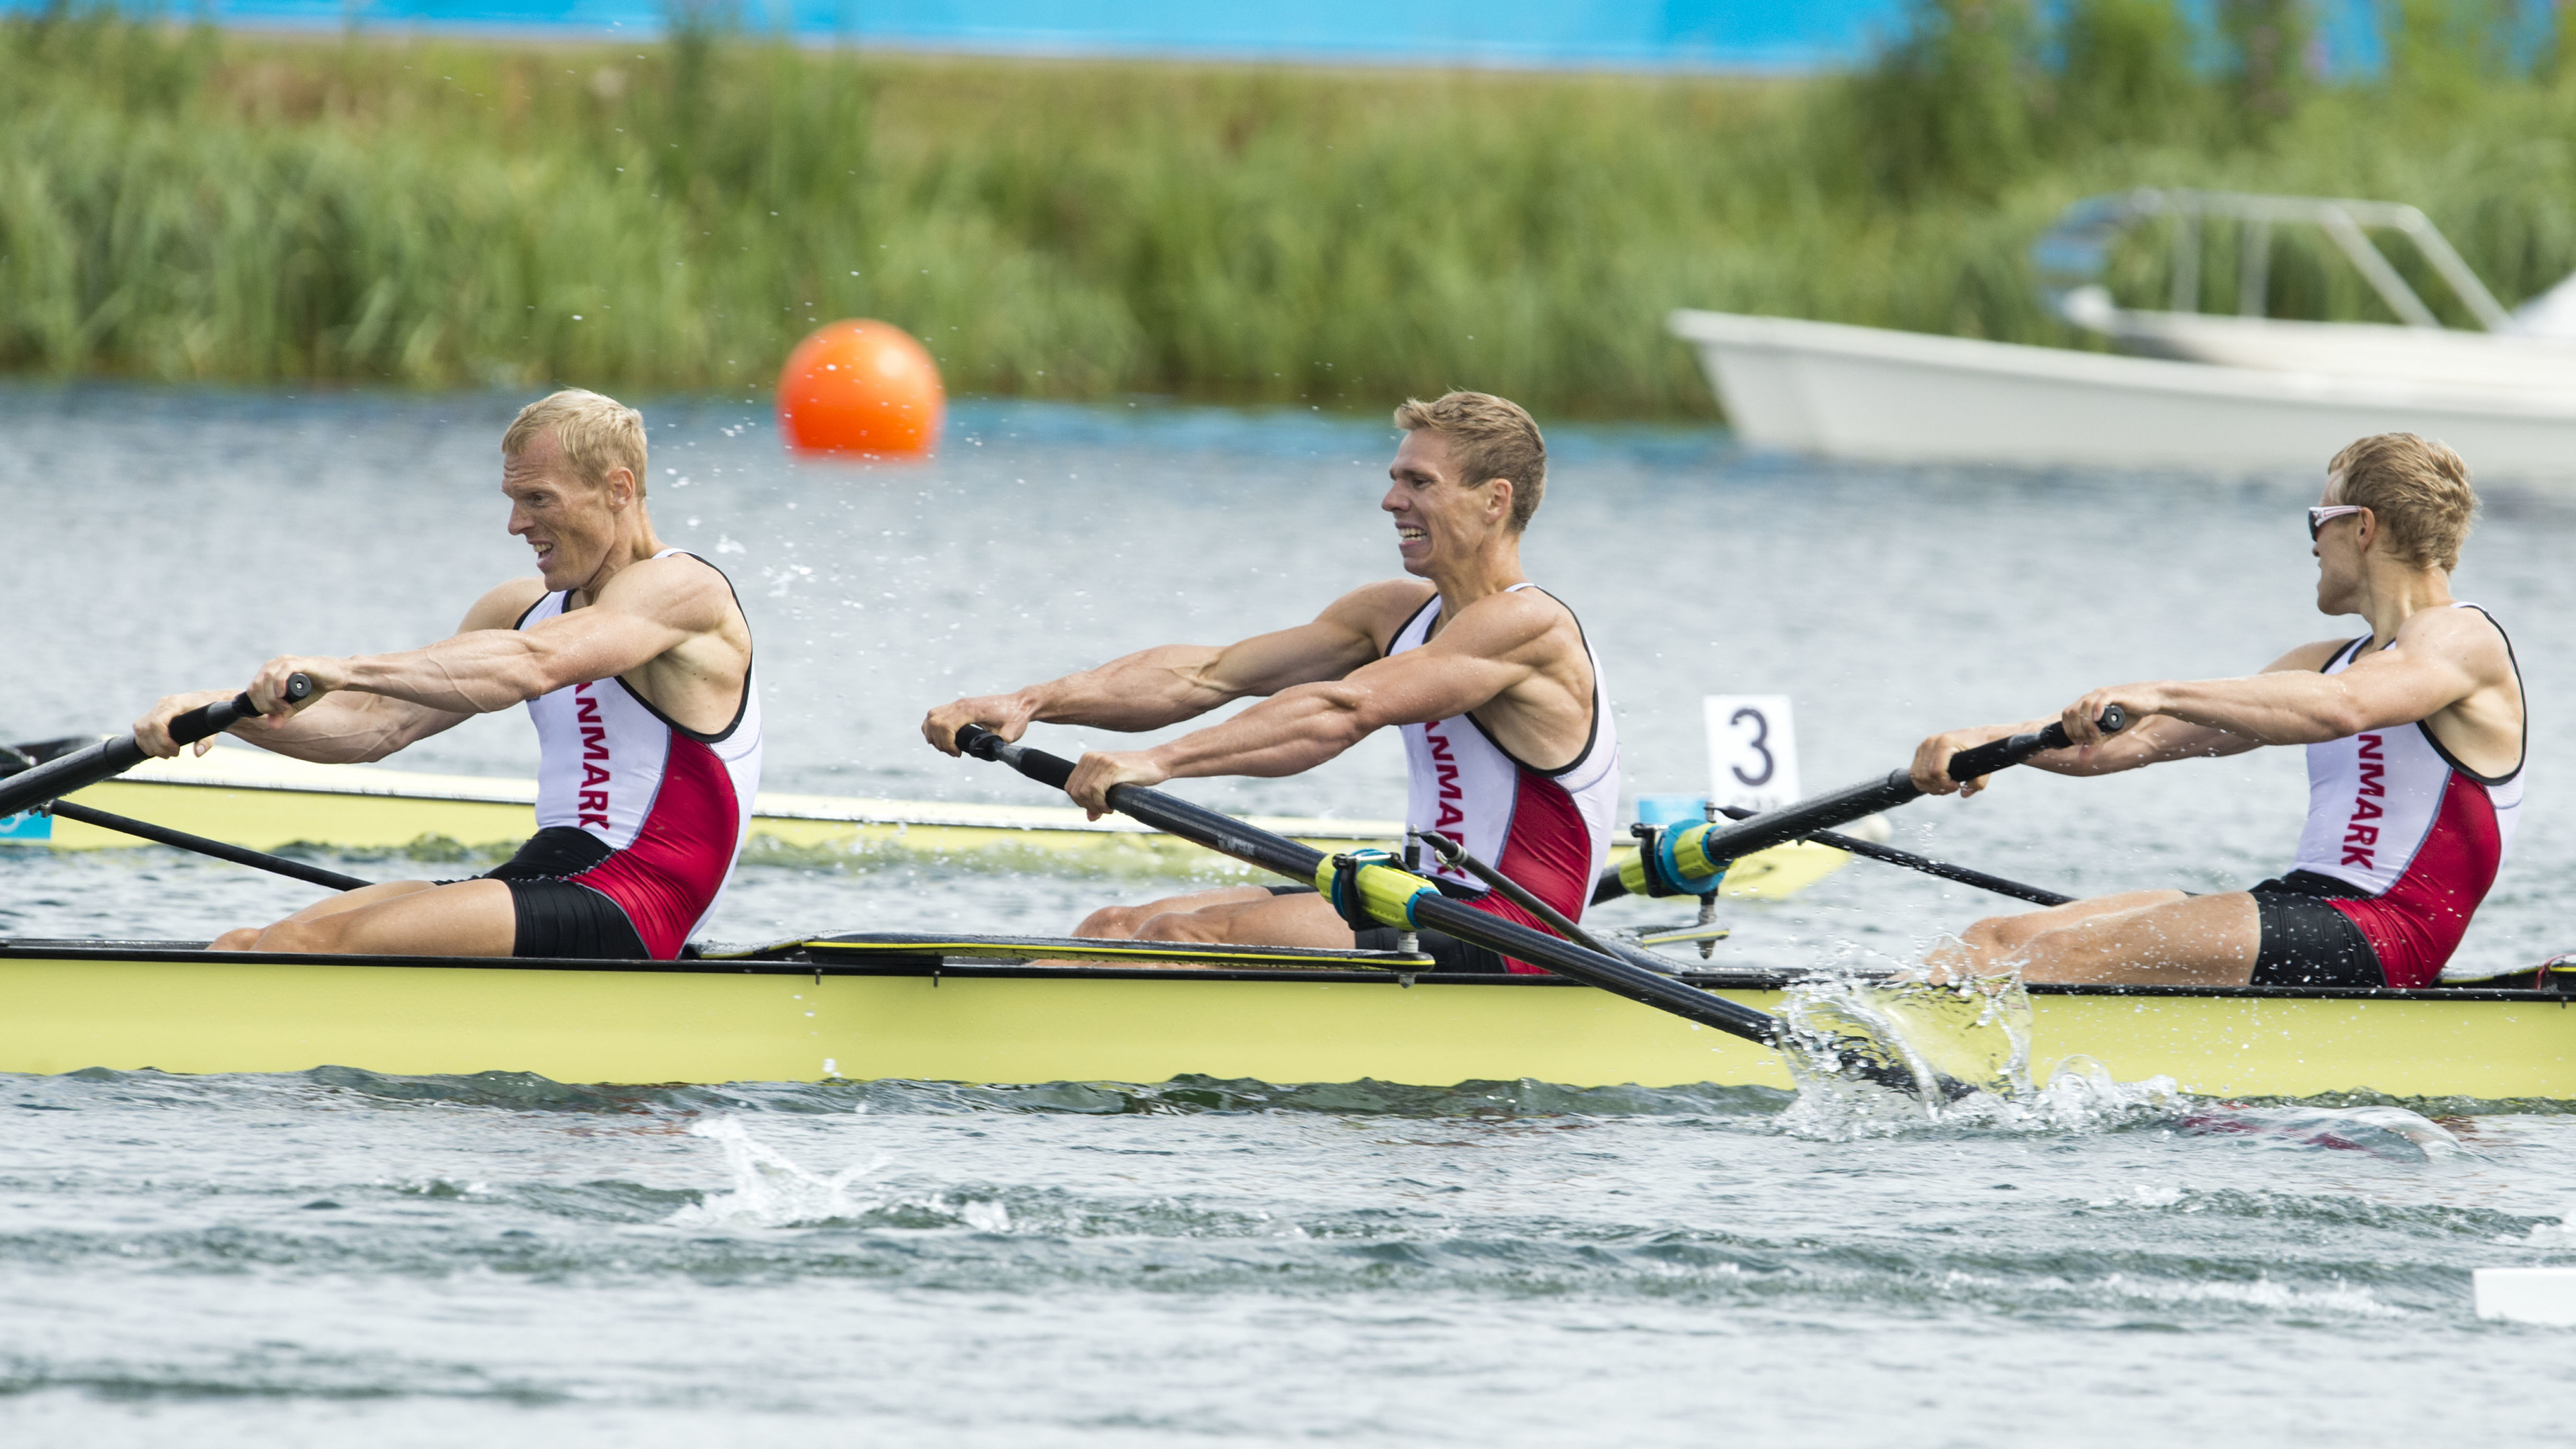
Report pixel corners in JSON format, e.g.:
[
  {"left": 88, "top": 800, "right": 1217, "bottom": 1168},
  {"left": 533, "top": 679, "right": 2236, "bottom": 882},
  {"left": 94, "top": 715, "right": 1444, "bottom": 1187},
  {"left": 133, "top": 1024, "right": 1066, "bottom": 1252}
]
[
  {"left": 1943, "top": 703, "right": 2126, "bottom": 784},
  {"left": 169, "top": 674, "right": 313, "bottom": 747},
  {"left": 957, "top": 723, "right": 1072, "bottom": 788},
  {"left": 0, "top": 673, "right": 315, "bottom": 820}
]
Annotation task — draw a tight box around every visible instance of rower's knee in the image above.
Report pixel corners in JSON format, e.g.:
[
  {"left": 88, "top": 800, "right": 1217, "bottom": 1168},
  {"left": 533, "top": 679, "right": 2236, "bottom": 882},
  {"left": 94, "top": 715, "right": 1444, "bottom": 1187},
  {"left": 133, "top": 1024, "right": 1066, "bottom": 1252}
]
[
  {"left": 1130, "top": 910, "right": 1224, "bottom": 945},
  {"left": 1076, "top": 904, "right": 1147, "bottom": 938},
  {"left": 1968, "top": 911, "right": 2057, "bottom": 955},
  {"left": 252, "top": 916, "right": 345, "bottom": 955},
  {"left": 1960, "top": 914, "right": 2015, "bottom": 952},
  {"left": 207, "top": 927, "right": 263, "bottom": 952}
]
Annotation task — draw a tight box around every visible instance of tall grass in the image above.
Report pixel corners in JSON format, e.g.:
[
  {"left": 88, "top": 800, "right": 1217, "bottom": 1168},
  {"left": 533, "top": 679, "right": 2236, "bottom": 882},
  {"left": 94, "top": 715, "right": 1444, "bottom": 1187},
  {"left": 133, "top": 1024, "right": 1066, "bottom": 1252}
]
[{"left": 4, "top": 2, "right": 2576, "bottom": 416}]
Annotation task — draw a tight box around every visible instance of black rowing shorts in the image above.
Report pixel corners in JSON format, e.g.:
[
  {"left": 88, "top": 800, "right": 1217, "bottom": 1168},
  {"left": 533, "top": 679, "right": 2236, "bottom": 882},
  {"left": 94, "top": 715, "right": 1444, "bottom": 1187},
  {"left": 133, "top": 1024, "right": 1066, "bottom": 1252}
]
[
  {"left": 2247, "top": 871, "right": 2383, "bottom": 988},
  {"left": 481, "top": 827, "right": 650, "bottom": 961},
  {"left": 1266, "top": 883, "right": 1510, "bottom": 973}
]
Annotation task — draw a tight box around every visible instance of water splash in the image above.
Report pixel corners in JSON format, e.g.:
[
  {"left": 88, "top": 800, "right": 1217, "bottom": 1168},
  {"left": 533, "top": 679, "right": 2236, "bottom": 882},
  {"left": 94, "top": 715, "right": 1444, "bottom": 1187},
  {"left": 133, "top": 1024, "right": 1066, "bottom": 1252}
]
[
  {"left": 1769, "top": 953, "right": 2202, "bottom": 1138},
  {"left": 665, "top": 1120, "right": 1024, "bottom": 1232},
  {"left": 1772, "top": 945, "right": 2039, "bottom": 1132},
  {"left": 666, "top": 1119, "right": 890, "bottom": 1228},
  {"left": 1768, "top": 959, "right": 2463, "bottom": 1156}
]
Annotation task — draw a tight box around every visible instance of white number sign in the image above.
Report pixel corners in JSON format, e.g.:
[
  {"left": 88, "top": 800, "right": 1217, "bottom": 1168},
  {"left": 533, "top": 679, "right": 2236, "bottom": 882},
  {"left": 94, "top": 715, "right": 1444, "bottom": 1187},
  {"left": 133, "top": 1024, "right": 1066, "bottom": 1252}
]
[{"left": 1703, "top": 696, "right": 1800, "bottom": 816}]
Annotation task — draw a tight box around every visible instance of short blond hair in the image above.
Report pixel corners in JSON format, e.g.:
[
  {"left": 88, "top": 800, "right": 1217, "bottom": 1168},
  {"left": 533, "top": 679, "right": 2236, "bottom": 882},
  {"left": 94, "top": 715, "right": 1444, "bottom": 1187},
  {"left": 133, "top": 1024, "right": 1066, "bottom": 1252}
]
[
  {"left": 504, "top": 388, "right": 647, "bottom": 496},
  {"left": 1393, "top": 391, "right": 1546, "bottom": 532},
  {"left": 2328, "top": 433, "right": 2476, "bottom": 572}
]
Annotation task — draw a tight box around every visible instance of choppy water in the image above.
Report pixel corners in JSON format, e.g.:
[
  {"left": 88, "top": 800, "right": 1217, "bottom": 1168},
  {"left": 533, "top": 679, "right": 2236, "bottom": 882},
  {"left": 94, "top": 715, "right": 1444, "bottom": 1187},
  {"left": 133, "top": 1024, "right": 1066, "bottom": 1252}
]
[{"left": 5, "top": 386, "right": 2576, "bottom": 1442}]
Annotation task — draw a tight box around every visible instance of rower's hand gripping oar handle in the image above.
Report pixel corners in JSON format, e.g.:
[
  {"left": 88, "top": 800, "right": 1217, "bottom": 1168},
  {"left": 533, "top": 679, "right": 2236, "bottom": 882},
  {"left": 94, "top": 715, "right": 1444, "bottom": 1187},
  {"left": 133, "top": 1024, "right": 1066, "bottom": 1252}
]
[
  {"left": 0, "top": 673, "right": 315, "bottom": 820},
  {"left": 1941, "top": 703, "right": 2127, "bottom": 787},
  {"left": 1603, "top": 705, "right": 2128, "bottom": 901},
  {"left": 169, "top": 673, "right": 315, "bottom": 747}
]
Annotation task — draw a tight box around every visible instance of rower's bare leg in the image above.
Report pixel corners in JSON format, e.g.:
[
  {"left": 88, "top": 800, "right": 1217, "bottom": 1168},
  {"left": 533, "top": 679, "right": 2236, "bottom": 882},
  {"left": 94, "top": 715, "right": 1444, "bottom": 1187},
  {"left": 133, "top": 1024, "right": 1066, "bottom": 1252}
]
[
  {"left": 207, "top": 879, "right": 443, "bottom": 951},
  {"left": 1930, "top": 890, "right": 2259, "bottom": 987},
  {"left": 1077, "top": 887, "right": 1356, "bottom": 950},
  {"left": 207, "top": 866, "right": 448, "bottom": 949},
  {"left": 209, "top": 879, "right": 517, "bottom": 957}
]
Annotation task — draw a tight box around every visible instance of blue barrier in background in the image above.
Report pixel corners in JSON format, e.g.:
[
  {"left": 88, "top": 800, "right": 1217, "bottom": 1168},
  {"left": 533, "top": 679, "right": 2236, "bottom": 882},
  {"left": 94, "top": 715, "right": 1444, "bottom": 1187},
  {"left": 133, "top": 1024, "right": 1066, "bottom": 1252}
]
[
  {"left": 3, "top": 1, "right": 2554, "bottom": 74},
  {"left": 4, "top": 0, "right": 1912, "bottom": 68}
]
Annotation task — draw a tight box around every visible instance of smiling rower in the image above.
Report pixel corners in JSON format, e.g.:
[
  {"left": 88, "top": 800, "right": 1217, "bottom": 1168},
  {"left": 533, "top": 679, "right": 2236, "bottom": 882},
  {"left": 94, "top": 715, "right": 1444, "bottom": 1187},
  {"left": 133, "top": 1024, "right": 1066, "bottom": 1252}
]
[
  {"left": 921, "top": 391, "right": 1619, "bottom": 972},
  {"left": 133, "top": 389, "right": 762, "bottom": 961},
  {"left": 1911, "top": 433, "right": 2522, "bottom": 990}
]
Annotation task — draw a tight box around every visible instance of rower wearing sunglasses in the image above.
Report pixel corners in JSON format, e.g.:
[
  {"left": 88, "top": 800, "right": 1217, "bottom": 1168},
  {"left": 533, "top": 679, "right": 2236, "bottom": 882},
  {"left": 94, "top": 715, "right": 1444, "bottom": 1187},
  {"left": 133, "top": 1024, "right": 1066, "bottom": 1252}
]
[{"left": 1911, "top": 432, "right": 2523, "bottom": 990}]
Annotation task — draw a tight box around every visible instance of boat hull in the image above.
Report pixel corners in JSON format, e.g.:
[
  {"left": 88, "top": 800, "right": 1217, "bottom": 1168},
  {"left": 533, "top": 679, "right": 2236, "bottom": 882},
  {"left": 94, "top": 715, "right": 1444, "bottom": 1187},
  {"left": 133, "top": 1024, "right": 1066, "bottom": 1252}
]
[
  {"left": 5, "top": 944, "right": 2568, "bottom": 1099},
  {"left": 1670, "top": 308, "right": 2576, "bottom": 475}
]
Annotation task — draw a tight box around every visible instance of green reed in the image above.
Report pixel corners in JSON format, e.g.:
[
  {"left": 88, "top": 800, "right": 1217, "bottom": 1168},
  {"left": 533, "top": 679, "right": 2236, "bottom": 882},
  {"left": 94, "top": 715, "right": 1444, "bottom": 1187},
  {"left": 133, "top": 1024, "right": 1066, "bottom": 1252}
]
[{"left": 3, "top": 2, "right": 2575, "bottom": 417}]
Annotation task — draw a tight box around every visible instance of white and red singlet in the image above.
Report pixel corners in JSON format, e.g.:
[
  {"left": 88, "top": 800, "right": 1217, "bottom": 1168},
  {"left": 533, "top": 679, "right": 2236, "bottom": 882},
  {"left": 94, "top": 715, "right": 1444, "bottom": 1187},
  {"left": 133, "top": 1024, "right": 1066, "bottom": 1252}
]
[
  {"left": 1389, "top": 585, "right": 1621, "bottom": 973},
  {"left": 514, "top": 551, "right": 763, "bottom": 959},
  {"left": 2286, "top": 604, "right": 2524, "bottom": 987}
]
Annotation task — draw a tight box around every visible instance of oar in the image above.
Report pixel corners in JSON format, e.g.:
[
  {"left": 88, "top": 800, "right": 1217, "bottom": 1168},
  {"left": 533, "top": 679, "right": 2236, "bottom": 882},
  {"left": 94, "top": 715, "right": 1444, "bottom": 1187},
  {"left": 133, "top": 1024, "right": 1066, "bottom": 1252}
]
[
  {"left": 1717, "top": 808, "right": 2073, "bottom": 908},
  {"left": 1597, "top": 707, "right": 2126, "bottom": 904},
  {"left": 0, "top": 675, "right": 311, "bottom": 820},
  {"left": 46, "top": 800, "right": 368, "bottom": 893},
  {"left": 955, "top": 724, "right": 1956, "bottom": 1098}
]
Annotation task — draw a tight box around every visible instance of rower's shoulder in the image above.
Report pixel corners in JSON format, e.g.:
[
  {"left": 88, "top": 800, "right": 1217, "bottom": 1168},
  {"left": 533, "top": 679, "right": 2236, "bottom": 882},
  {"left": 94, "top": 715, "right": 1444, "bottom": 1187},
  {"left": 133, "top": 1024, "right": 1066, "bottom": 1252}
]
[
  {"left": 600, "top": 550, "right": 740, "bottom": 619},
  {"left": 461, "top": 577, "right": 550, "bottom": 632},
  {"left": 2397, "top": 603, "right": 2516, "bottom": 667},
  {"left": 1459, "top": 582, "right": 1578, "bottom": 631},
  {"left": 1436, "top": 586, "right": 1580, "bottom": 660},
  {"left": 2264, "top": 637, "right": 2359, "bottom": 673},
  {"left": 1326, "top": 578, "right": 1439, "bottom": 630}
]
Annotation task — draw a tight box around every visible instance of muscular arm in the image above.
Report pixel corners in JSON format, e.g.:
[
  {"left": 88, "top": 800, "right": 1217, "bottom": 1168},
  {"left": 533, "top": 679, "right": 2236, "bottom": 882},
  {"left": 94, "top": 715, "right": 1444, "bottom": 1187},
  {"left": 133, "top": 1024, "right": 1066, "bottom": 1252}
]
[
  {"left": 1136, "top": 611, "right": 1548, "bottom": 782},
  {"left": 919, "top": 580, "right": 1427, "bottom": 755},
  {"left": 2067, "top": 612, "right": 2504, "bottom": 749},
  {"left": 133, "top": 582, "right": 539, "bottom": 762},
  {"left": 1058, "top": 588, "right": 1578, "bottom": 813},
  {"left": 138, "top": 557, "right": 737, "bottom": 763},
  {"left": 1911, "top": 639, "right": 2345, "bottom": 796}
]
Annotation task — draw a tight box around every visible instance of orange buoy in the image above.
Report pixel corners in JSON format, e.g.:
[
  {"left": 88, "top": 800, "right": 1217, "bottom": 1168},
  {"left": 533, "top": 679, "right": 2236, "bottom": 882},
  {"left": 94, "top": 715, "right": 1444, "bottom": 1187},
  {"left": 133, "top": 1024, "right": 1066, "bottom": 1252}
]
[{"left": 776, "top": 319, "right": 944, "bottom": 458}]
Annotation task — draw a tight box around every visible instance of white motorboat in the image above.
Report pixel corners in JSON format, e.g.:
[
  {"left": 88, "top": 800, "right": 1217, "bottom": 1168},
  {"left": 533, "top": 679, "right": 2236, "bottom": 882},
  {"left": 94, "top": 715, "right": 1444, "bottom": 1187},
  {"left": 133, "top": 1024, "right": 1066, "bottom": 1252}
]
[{"left": 1673, "top": 189, "right": 2576, "bottom": 474}]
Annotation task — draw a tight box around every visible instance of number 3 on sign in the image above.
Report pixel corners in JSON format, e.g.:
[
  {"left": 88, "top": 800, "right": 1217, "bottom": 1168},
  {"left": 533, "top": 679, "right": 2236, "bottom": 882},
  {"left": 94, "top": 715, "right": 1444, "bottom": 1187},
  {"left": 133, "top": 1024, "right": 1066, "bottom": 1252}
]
[{"left": 1703, "top": 696, "right": 1801, "bottom": 815}]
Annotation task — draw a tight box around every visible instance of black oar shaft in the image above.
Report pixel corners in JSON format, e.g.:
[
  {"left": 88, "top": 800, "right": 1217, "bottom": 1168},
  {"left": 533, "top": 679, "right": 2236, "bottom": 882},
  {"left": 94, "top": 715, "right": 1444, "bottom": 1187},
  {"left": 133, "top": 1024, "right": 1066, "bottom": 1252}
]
[
  {"left": 1690, "top": 709, "right": 2123, "bottom": 867},
  {"left": 0, "top": 676, "right": 312, "bottom": 820},
  {"left": 46, "top": 801, "right": 370, "bottom": 894},
  {"left": 1592, "top": 706, "right": 2127, "bottom": 904},
  {"left": 0, "top": 737, "right": 149, "bottom": 820},
  {"left": 957, "top": 727, "right": 1784, "bottom": 1048},
  {"left": 1721, "top": 808, "right": 2074, "bottom": 908}
]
